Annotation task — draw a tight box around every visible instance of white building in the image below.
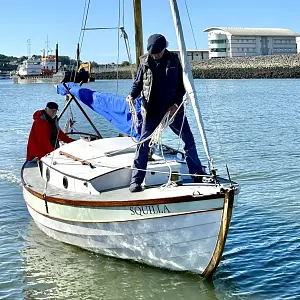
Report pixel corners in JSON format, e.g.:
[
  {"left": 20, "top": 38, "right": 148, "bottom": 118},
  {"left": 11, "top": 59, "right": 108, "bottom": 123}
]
[
  {"left": 296, "top": 37, "right": 300, "bottom": 53},
  {"left": 170, "top": 50, "right": 209, "bottom": 61},
  {"left": 203, "top": 27, "right": 299, "bottom": 59}
]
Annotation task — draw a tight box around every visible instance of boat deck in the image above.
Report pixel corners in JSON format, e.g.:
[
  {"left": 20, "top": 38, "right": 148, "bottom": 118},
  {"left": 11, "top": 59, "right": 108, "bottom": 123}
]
[{"left": 22, "top": 161, "right": 231, "bottom": 204}]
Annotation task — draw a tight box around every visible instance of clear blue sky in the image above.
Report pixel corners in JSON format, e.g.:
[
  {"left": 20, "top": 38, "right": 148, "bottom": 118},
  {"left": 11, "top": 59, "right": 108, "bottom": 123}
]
[{"left": 1, "top": 0, "right": 300, "bottom": 64}]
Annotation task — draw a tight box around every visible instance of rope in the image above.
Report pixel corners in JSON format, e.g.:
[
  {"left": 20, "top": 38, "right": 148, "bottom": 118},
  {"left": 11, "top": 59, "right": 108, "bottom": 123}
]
[
  {"left": 149, "top": 112, "right": 173, "bottom": 148},
  {"left": 128, "top": 99, "right": 140, "bottom": 135},
  {"left": 63, "top": 99, "right": 76, "bottom": 133}
]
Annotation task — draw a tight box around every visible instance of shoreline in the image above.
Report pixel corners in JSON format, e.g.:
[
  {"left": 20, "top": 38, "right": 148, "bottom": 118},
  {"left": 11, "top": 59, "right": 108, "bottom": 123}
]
[{"left": 92, "top": 54, "right": 300, "bottom": 79}]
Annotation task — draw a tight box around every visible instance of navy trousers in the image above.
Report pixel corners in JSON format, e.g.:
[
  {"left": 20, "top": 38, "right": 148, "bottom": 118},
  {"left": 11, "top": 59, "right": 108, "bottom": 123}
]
[{"left": 131, "top": 111, "right": 205, "bottom": 184}]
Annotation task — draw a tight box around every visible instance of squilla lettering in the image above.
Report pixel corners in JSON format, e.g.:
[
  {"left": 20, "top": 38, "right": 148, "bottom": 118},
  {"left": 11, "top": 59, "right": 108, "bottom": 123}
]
[{"left": 129, "top": 205, "right": 171, "bottom": 216}]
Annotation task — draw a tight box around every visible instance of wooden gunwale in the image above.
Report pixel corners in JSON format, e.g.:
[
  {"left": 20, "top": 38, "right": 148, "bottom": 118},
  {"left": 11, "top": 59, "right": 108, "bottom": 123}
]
[
  {"left": 24, "top": 198, "right": 225, "bottom": 223},
  {"left": 23, "top": 183, "right": 224, "bottom": 207}
]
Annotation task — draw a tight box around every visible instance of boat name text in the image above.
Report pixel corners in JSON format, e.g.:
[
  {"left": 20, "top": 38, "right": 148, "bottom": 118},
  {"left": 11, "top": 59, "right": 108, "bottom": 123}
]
[{"left": 130, "top": 205, "right": 170, "bottom": 216}]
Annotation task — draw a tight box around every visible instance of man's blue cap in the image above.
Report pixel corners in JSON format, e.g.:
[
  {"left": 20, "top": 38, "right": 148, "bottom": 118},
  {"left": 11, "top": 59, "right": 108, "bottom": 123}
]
[
  {"left": 46, "top": 102, "right": 59, "bottom": 110},
  {"left": 147, "top": 34, "right": 167, "bottom": 54}
]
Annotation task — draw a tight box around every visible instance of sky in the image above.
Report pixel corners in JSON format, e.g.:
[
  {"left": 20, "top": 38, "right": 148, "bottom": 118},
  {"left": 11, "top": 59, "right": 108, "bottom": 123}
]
[{"left": 1, "top": 0, "right": 300, "bottom": 64}]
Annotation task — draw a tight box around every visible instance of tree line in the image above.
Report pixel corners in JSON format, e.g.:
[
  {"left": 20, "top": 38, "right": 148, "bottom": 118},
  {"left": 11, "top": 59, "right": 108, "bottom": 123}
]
[{"left": 0, "top": 54, "right": 130, "bottom": 71}]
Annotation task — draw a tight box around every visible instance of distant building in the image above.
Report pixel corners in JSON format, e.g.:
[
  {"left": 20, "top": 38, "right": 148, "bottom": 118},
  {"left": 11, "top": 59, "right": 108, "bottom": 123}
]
[
  {"left": 296, "top": 37, "right": 300, "bottom": 53},
  {"left": 170, "top": 50, "right": 209, "bottom": 61},
  {"left": 203, "top": 27, "right": 299, "bottom": 59}
]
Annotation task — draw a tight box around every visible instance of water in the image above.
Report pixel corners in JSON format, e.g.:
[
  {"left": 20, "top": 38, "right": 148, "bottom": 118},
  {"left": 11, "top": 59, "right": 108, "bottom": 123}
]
[{"left": 1, "top": 79, "right": 300, "bottom": 299}]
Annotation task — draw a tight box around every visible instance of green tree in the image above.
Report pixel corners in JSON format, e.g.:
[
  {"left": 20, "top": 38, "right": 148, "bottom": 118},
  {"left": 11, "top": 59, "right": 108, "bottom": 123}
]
[{"left": 121, "top": 61, "right": 130, "bottom": 66}]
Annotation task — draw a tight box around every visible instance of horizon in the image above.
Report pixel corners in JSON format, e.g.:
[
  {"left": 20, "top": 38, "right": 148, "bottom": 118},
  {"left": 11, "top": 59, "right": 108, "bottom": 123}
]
[{"left": 1, "top": 0, "right": 300, "bottom": 64}]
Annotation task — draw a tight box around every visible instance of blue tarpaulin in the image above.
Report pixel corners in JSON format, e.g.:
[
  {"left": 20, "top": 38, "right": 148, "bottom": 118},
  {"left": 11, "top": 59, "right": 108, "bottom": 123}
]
[{"left": 57, "top": 82, "right": 142, "bottom": 139}]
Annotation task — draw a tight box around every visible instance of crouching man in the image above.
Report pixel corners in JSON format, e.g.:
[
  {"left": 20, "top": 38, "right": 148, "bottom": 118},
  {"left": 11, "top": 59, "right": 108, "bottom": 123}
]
[{"left": 26, "top": 101, "right": 75, "bottom": 161}]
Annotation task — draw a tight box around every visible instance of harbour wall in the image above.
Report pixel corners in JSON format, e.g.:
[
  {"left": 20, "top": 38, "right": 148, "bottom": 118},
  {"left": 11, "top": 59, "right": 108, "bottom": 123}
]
[{"left": 92, "top": 54, "right": 300, "bottom": 79}]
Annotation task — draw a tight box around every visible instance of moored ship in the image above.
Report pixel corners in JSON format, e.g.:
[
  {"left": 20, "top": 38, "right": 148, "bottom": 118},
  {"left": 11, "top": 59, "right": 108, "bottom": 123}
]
[
  {"left": 12, "top": 43, "right": 95, "bottom": 84},
  {"left": 12, "top": 43, "right": 64, "bottom": 84}
]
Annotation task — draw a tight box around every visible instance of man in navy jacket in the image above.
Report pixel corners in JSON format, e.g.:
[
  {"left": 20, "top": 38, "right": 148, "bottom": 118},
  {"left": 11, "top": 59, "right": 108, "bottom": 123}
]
[{"left": 126, "top": 34, "right": 205, "bottom": 192}]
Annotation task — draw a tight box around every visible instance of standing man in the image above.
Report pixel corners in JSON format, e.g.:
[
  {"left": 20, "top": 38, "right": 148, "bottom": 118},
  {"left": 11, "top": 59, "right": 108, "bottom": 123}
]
[
  {"left": 126, "top": 34, "right": 206, "bottom": 193},
  {"left": 26, "top": 101, "right": 75, "bottom": 161}
]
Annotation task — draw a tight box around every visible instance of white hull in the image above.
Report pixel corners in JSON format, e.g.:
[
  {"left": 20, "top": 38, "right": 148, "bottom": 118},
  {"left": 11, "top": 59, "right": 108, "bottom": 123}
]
[
  {"left": 25, "top": 192, "right": 225, "bottom": 274},
  {"left": 21, "top": 137, "right": 238, "bottom": 276},
  {"left": 12, "top": 73, "right": 64, "bottom": 84}
]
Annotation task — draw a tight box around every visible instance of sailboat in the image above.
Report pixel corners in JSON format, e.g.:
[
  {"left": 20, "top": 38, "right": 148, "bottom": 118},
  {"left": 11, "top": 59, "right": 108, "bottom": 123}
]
[{"left": 21, "top": 0, "right": 239, "bottom": 277}]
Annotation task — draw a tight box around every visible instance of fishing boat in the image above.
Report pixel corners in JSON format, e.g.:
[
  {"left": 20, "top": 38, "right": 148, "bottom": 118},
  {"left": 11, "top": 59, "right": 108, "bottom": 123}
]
[{"left": 21, "top": 0, "right": 239, "bottom": 277}]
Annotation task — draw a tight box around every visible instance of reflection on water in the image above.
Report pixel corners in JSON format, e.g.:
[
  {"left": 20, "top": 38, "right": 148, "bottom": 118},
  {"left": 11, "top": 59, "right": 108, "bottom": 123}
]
[{"left": 20, "top": 221, "right": 225, "bottom": 300}]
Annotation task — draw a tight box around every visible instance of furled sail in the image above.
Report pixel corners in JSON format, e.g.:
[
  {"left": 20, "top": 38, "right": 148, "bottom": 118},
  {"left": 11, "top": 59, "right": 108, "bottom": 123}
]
[{"left": 57, "top": 82, "right": 142, "bottom": 139}]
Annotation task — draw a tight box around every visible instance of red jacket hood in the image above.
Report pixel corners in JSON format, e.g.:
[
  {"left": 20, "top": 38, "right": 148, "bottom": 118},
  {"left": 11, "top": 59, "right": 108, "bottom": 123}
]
[{"left": 33, "top": 110, "right": 44, "bottom": 120}]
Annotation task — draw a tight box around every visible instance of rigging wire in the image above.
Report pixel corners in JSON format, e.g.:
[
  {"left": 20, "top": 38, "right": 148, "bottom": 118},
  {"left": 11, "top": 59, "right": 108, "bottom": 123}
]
[
  {"left": 120, "top": 28, "right": 135, "bottom": 80},
  {"left": 203, "top": 82, "right": 230, "bottom": 176},
  {"left": 122, "top": 0, "right": 125, "bottom": 28},
  {"left": 78, "top": 0, "right": 89, "bottom": 44},
  {"left": 79, "top": 0, "right": 91, "bottom": 56},
  {"left": 184, "top": 0, "right": 198, "bottom": 49}
]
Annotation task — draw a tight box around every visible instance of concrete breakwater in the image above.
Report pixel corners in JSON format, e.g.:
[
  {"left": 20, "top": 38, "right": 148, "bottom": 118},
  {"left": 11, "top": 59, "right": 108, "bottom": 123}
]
[{"left": 93, "top": 54, "right": 300, "bottom": 79}]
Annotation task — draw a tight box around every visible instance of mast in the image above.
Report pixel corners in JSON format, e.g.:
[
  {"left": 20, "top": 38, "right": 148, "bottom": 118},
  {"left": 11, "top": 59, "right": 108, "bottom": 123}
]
[
  {"left": 133, "top": 0, "right": 144, "bottom": 70},
  {"left": 169, "top": 0, "right": 214, "bottom": 171}
]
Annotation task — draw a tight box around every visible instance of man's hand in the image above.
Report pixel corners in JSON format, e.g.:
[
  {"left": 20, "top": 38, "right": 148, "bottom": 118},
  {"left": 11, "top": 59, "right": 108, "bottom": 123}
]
[
  {"left": 167, "top": 104, "right": 179, "bottom": 117},
  {"left": 126, "top": 95, "right": 134, "bottom": 104}
]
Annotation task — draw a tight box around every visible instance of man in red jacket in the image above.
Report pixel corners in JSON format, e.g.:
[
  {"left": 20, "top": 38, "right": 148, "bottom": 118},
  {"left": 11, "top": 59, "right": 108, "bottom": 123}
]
[{"left": 26, "top": 102, "right": 75, "bottom": 161}]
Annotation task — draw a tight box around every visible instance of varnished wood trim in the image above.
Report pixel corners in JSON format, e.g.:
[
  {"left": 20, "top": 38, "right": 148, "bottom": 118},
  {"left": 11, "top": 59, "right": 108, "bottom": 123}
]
[
  {"left": 202, "top": 189, "right": 234, "bottom": 277},
  {"left": 24, "top": 197, "right": 224, "bottom": 223},
  {"left": 23, "top": 183, "right": 224, "bottom": 207}
]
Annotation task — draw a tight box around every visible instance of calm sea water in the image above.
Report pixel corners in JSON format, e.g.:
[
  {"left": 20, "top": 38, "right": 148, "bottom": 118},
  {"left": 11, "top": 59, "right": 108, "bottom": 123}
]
[{"left": 0, "top": 78, "right": 300, "bottom": 299}]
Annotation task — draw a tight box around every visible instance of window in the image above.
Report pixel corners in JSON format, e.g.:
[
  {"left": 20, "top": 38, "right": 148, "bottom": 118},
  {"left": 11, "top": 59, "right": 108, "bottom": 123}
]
[
  {"left": 209, "top": 40, "right": 227, "bottom": 44},
  {"left": 210, "top": 48, "right": 226, "bottom": 52}
]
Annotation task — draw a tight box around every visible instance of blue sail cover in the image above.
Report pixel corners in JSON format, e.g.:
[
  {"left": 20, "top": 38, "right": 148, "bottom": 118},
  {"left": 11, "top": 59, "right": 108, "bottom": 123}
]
[{"left": 57, "top": 82, "right": 142, "bottom": 139}]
